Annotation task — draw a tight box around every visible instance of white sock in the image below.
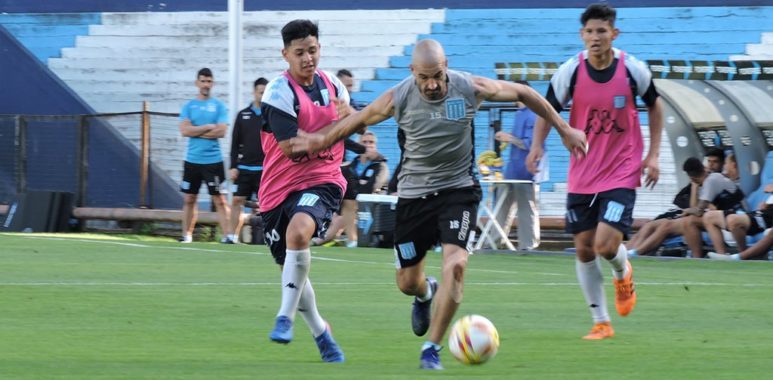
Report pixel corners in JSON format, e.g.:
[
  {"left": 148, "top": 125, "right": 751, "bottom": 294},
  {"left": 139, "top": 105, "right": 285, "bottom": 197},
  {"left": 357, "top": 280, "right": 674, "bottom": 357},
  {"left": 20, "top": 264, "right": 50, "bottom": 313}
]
[
  {"left": 576, "top": 258, "right": 609, "bottom": 323},
  {"left": 346, "top": 240, "right": 358, "bottom": 248},
  {"left": 277, "top": 249, "right": 311, "bottom": 320},
  {"left": 421, "top": 341, "right": 442, "bottom": 351},
  {"left": 229, "top": 234, "right": 238, "bottom": 241},
  {"left": 608, "top": 244, "right": 629, "bottom": 280},
  {"left": 416, "top": 277, "right": 434, "bottom": 302},
  {"left": 297, "top": 279, "right": 327, "bottom": 337},
  {"left": 730, "top": 253, "right": 741, "bottom": 261},
  {"left": 181, "top": 234, "right": 192, "bottom": 243}
]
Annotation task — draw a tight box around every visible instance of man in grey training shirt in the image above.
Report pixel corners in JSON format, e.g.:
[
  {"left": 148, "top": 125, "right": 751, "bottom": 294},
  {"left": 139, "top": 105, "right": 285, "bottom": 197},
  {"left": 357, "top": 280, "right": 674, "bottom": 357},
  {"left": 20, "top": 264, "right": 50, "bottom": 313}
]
[{"left": 289, "top": 39, "right": 586, "bottom": 370}]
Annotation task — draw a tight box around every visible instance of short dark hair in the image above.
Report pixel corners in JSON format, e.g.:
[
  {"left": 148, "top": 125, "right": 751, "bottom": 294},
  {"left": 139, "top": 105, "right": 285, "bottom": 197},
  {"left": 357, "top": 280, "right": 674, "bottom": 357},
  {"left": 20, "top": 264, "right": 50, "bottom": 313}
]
[
  {"left": 254, "top": 77, "right": 268, "bottom": 88},
  {"left": 705, "top": 147, "right": 725, "bottom": 163},
  {"left": 197, "top": 67, "right": 213, "bottom": 78},
  {"left": 581, "top": 3, "right": 616, "bottom": 26},
  {"left": 683, "top": 157, "right": 705, "bottom": 177},
  {"left": 281, "top": 19, "right": 318, "bottom": 48},
  {"left": 336, "top": 69, "right": 353, "bottom": 78}
]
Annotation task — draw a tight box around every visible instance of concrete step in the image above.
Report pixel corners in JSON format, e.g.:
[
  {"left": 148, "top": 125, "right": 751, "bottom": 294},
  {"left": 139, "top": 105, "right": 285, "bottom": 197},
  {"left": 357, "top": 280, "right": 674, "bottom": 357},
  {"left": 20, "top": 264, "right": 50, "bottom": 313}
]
[
  {"left": 60, "top": 45, "right": 403, "bottom": 60},
  {"left": 435, "top": 16, "right": 772, "bottom": 34},
  {"left": 421, "top": 31, "right": 763, "bottom": 46},
  {"left": 100, "top": 10, "right": 445, "bottom": 25},
  {"left": 411, "top": 43, "right": 750, "bottom": 57},
  {"left": 746, "top": 43, "right": 773, "bottom": 55},
  {"left": 48, "top": 56, "right": 390, "bottom": 70},
  {"left": 89, "top": 20, "right": 433, "bottom": 36},
  {"left": 731, "top": 54, "right": 773, "bottom": 60},
  {"left": 52, "top": 64, "right": 373, "bottom": 81},
  {"left": 62, "top": 77, "right": 375, "bottom": 93},
  {"left": 74, "top": 33, "right": 419, "bottom": 49}
]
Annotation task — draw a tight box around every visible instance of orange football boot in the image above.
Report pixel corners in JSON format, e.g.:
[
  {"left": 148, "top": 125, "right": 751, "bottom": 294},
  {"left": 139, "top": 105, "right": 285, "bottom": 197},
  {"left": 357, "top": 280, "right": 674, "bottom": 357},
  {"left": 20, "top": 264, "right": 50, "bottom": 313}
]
[
  {"left": 582, "top": 321, "right": 615, "bottom": 340},
  {"left": 613, "top": 261, "right": 637, "bottom": 317}
]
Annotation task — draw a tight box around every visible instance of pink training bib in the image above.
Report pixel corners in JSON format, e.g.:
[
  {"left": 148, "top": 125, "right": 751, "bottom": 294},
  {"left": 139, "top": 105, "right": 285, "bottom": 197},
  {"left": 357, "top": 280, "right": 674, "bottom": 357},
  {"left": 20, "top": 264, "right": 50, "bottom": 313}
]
[
  {"left": 259, "top": 70, "right": 346, "bottom": 212},
  {"left": 567, "top": 51, "right": 643, "bottom": 194}
]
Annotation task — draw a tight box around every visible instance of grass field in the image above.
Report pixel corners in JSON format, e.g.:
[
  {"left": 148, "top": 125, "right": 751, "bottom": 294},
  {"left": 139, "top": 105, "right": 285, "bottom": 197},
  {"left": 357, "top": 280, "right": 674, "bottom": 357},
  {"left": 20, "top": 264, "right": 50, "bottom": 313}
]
[{"left": 1, "top": 232, "right": 772, "bottom": 379}]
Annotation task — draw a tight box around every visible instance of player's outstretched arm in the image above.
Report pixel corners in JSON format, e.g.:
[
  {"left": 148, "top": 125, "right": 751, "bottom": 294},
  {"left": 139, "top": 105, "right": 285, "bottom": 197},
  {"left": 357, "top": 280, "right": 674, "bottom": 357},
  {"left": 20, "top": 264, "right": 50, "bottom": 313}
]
[
  {"left": 642, "top": 97, "right": 664, "bottom": 189},
  {"left": 472, "top": 76, "right": 586, "bottom": 159},
  {"left": 290, "top": 90, "right": 395, "bottom": 154}
]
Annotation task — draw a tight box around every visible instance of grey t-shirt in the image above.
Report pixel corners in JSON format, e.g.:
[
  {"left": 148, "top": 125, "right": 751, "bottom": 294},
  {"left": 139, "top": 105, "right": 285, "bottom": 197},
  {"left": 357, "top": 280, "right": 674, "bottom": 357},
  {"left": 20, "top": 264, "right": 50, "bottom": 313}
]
[
  {"left": 392, "top": 69, "right": 479, "bottom": 198},
  {"left": 699, "top": 172, "right": 744, "bottom": 210}
]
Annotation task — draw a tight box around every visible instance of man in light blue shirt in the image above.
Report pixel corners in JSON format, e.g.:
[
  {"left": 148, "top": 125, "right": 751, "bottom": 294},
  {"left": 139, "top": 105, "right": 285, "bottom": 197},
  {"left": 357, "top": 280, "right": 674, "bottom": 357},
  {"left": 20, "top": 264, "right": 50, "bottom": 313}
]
[
  {"left": 494, "top": 81, "right": 548, "bottom": 250},
  {"left": 178, "top": 67, "right": 231, "bottom": 243}
]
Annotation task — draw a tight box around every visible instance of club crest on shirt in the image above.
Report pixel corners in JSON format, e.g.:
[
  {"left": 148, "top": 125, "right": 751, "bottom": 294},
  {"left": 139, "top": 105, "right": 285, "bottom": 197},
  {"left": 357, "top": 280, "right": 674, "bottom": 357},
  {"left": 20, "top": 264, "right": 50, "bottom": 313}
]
[
  {"left": 614, "top": 95, "right": 626, "bottom": 109},
  {"left": 445, "top": 98, "right": 465, "bottom": 120}
]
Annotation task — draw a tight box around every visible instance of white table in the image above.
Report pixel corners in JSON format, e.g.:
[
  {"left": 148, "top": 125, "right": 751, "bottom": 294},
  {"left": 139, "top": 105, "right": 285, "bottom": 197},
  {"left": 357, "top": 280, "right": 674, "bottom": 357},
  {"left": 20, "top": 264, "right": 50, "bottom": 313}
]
[{"left": 475, "top": 179, "right": 533, "bottom": 251}]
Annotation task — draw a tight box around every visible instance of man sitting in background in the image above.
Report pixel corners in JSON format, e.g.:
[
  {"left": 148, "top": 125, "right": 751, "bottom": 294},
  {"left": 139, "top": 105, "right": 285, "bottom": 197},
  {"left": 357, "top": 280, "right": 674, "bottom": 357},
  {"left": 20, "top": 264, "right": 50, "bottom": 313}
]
[
  {"left": 626, "top": 148, "right": 726, "bottom": 256},
  {"left": 679, "top": 156, "right": 745, "bottom": 258}
]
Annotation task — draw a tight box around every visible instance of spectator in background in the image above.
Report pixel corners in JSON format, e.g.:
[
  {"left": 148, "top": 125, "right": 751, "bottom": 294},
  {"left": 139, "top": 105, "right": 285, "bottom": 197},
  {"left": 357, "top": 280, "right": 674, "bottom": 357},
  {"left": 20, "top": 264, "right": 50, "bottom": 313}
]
[
  {"left": 626, "top": 149, "right": 724, "bottom": 255},
  {"left": 178, "top": 68, "right": 231, "bottom": 243},
  {"left": 703, "top": 152, "right": 766, "bottom": 258},
  {"left": 679, "top": 156, "right": 745, "bottom": 258},
  {"left": 705, "top": 201, "right": 773, "bottom": 259},
  {"left": 705, "top": 147, "right": 725, "bottom": 174},
  {"left": 493, "top": 81, "right": 547, "bottom": 251},
  {"left": 350, "top": 131, "right": 390, "bottom": 194},
  {"left": 337, "top": 69, "right": 364, "bottom": 110},
  {"left": 709, "top": 211, "right": 773, "bottom": 261},
  {"left": 313, "top": 138, "right": 365, "bottom": 248},
  {"left": 227, "top": 77, "right": 268, "bottom": 243},
  {"left": 724, "top": 152, "right": 740, "bottom": 184}
]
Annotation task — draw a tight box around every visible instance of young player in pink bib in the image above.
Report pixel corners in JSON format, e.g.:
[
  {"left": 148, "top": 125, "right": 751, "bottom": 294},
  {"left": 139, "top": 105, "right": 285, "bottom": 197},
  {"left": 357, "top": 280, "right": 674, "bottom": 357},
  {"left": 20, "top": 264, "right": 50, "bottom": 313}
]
[
  {"left": 527, "top": 3, "right": 663, "bottom": 340},
  {"left": 260, "top": 19, "right": 351, "bottom": 363}
]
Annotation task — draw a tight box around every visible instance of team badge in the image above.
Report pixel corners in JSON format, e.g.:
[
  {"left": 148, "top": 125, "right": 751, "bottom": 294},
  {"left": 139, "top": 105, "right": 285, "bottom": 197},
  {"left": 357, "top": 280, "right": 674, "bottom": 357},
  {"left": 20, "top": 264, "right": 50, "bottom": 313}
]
[
  {"left": 614, "top": 95, "right": 626, "bottom": 109},
  {"left": 445, "top": 98, "right": 465, "bottom": 120}
]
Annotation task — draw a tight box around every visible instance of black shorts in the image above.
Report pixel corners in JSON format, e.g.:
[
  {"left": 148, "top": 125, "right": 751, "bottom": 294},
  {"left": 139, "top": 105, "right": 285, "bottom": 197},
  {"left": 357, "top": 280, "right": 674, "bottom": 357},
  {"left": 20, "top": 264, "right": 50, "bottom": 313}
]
[
  {"left": 341, "top": 165, "right": 358, "bottom": 201},
  {"left": 180, "top": 161, "right": 227, "bottom": 195},
  {"left": 234, "top": 169, "right": 262, "bottom": 198},
  {"left": 745, "top": 208, "right": 773, "bottom": 236},
  {"left": 262, "top": 184, "right": 342, "bottom": 265},
  {"left": 566, "top": 188, "right": 636, "bottom": 237},
  {"left": 394, "top": 186, "right": 482, "bottom": 268}
]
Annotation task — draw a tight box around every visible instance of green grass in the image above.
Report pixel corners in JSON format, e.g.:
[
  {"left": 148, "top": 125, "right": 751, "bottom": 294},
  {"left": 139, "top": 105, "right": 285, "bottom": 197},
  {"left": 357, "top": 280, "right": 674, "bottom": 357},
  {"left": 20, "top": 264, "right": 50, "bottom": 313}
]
[{"left": 1, "top": 232, "right": 772, "bottom": 379}]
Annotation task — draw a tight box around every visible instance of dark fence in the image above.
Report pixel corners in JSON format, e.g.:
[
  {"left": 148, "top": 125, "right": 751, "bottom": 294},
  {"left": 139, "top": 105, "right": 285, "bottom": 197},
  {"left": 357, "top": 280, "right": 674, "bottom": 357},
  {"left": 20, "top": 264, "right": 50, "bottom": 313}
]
[{"left": 0, "top": 108, "right": 183, "bottom": 209}]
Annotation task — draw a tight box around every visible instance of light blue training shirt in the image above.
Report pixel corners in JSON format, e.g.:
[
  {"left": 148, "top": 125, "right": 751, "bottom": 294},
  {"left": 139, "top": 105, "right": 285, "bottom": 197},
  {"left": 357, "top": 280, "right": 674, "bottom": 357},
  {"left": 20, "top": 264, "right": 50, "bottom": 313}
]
[{"left": 179, "top": 98, "right": 228, "bottom": 164}]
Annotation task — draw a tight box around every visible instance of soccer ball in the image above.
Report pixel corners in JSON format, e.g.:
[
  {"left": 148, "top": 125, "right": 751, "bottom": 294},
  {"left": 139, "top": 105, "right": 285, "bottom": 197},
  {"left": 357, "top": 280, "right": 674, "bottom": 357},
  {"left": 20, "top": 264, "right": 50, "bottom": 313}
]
[{"left": 448, "top": 314, "right": 500, "bottom": 365}]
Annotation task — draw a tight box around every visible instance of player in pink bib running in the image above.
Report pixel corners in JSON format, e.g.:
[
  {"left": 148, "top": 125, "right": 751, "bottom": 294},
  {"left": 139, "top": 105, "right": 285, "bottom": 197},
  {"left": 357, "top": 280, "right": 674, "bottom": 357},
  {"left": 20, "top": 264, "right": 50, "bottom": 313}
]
[
  {"left": 527, "top": 3, "right": 663, "bottom": 340},
  {"left": 260, "top": 19, "right": 352, "bottom": 363}
]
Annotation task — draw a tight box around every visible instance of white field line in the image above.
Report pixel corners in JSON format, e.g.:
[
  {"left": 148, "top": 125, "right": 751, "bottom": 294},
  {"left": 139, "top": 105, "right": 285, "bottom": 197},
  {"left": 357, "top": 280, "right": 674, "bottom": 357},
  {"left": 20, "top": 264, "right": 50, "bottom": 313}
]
[
  {"left": 0, "top": 281, "right": 771, "bottom": 287},
  {"left": 17, "top": 235, "right": 568, "bottom": 277}
]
